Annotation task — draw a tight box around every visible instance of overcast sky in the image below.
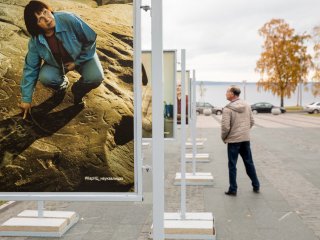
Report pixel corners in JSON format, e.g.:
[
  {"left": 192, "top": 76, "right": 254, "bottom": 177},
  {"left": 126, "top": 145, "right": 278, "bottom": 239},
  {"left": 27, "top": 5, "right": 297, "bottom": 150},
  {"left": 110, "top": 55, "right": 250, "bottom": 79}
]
[{"left": 141, "top": 0, "right": 320, "bottom": 82}]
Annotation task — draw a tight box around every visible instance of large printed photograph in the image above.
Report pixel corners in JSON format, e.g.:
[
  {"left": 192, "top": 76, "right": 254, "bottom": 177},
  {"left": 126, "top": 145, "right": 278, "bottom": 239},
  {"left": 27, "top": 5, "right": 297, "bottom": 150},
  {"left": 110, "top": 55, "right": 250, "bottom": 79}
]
[
  {"left": 0, "top": 0, "right": 135, "bottom": 192},
  {"left": 176, "top": 70, "right": 190, "bottom": 124},
  {"left": 141, "top": 50, "right": 176, "bottom": 139}
]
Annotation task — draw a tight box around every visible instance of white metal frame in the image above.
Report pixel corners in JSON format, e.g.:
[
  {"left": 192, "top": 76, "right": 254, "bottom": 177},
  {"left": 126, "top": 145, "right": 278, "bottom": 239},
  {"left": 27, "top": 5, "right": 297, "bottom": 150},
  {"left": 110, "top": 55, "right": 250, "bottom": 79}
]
[
  {"left": 151, "top": 0, "right": 165, "bottom": 239},
  {"left": 173, "top": 50, "right": 178, "bottom": 140},
  {"left": 176, "top": 69, "right": 190, "bottom": 128},
  {"left": 180, "top": 49, "right": 187, "bottom": 217},
  {"left": 191, "top": 70, "right": 197, "bottom": 174},
  {"left": 175, "top": 70, "right": 214, "bottom": 186},
  {"left": 188, "top": 72, "right": 192, "bottom": 122},
  {"left": 168, "top": 51, "right": 215, "bottom": 240},
  {"left": 0, "top": 0, "right": 143, "bottom": 202},
  {"left": 141, "top": 49, "right": 178, "bottom": 141}
]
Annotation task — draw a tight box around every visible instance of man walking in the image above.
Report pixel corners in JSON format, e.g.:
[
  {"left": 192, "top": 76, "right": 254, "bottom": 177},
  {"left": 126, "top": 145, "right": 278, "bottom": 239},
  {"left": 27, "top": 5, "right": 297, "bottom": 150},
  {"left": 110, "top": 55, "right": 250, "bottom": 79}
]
[{"left": 221, "top": 85, "right": 260, "bottom": 196}]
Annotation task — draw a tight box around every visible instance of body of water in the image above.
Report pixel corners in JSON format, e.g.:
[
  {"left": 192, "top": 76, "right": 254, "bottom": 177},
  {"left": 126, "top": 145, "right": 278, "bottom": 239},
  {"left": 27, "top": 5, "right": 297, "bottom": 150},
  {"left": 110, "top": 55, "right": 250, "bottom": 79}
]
[{"left": 196, "top": 81, "right": 320, "bottom": 108}]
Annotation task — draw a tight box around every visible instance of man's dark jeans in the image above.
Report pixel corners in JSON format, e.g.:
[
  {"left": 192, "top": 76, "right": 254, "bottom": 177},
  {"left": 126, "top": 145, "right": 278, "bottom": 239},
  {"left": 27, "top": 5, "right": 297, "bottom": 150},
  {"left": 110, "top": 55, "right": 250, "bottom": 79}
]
[{"left": 227, "top": 141, "right": 260, "bottom": 192}]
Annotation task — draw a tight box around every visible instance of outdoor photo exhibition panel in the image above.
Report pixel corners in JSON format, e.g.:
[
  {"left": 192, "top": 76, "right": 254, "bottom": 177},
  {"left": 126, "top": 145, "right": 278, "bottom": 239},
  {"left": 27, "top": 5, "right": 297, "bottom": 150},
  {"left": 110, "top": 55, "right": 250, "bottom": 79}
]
[
  {"left": 0, "top": 0, "right": 142, "bottom": 201},
  {"left": 141, "top": 50, "right": 177, "bottom": 139},
  {"left": 176, "top": 70, "right": 191, "bottom": 124}
]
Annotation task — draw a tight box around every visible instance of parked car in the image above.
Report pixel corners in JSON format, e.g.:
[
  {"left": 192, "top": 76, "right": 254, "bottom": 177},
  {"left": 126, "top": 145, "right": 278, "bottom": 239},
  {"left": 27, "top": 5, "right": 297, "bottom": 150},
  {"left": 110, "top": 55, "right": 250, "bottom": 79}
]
[
  {"left": 196, "top": 102, "right": 223, "bottom": 115},
  {"left": 304, "top": 102, "right": 320, "bottom": 114},
  {"left": 251, "top": 102, "right": 286, "bottom": 114}
]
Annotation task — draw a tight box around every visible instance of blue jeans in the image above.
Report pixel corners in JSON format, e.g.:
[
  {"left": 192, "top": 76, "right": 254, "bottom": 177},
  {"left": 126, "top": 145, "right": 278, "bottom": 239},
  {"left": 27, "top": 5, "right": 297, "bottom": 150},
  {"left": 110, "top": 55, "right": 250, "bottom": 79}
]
[
  {"left": 38, "top": 53, "right": 104, "bottom": 90},
  {"left": 227, "top": 141, "right": 260, "bottom": 192}
]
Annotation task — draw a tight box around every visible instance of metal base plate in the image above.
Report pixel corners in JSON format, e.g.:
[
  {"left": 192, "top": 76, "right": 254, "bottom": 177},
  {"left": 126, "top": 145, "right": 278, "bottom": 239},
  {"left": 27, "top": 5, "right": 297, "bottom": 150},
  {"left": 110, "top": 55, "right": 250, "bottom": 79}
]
[
  {"left": 185, "top": 153, "right": 210, "bottom": 163},
  {"left": 185, "top": 153, "right": 210, "bottom": 159},
  {"left": 174, "top": 172, "right": 214, "bottom": 186},
  {"left": 187, "top": 138, "right": 207, "bottom": 142},
  {"left": 150, "top": 212, "right": 216, "bottom": 239},
  {"left": 0, "top": 210, "right": 79, "bottom": 238},
  {"left": 185, "top": 142, "right": 204, "bottom": 149}
]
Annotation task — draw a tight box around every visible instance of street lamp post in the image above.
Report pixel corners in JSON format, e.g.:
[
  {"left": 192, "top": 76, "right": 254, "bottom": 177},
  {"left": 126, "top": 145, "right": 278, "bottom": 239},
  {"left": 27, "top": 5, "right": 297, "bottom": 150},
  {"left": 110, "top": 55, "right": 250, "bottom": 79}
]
[{"left": 242, "top": 80, "right": 247, "bottom": 101}]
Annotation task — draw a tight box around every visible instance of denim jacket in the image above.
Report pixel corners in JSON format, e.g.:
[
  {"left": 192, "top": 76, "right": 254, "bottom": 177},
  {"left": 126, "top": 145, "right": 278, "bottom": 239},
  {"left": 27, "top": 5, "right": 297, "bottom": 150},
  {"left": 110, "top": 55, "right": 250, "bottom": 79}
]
[{"left": 21, "top": 11, "right": 97, "bottom": 103}]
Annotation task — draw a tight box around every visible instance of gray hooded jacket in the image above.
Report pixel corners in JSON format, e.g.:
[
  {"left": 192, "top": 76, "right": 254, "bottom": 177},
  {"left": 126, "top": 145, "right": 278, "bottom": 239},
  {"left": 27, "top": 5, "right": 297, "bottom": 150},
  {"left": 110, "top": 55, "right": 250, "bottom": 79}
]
[{"left": 221, "top": 99, "right": 254, "bottom": 143}]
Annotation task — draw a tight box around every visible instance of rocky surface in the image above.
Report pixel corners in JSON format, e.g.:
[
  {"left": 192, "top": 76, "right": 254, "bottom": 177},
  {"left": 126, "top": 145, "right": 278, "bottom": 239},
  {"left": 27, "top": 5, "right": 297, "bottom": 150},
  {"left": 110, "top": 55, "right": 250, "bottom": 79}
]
[
  {"left": 0, "top": 0, "right": 135, "bottom": 192},
  {"left": 97, "top": 0, "right": 133, "bottom": 5}
]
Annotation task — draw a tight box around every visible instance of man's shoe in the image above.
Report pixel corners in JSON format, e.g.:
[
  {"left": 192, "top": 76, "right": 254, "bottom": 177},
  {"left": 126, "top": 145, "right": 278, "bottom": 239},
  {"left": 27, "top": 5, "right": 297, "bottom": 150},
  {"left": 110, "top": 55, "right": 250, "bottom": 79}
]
[
  {"left": 225, "top": 190, "right": 237, "bottom": 196},
  {"left": 71, "top": 83, "right": 85, "bottom": 105},
  {"left": 73, "top": 95, "right": 85, "bottom": 105},
  {"left": 253, "top": 188, "right": 260, "bottom": 193}
]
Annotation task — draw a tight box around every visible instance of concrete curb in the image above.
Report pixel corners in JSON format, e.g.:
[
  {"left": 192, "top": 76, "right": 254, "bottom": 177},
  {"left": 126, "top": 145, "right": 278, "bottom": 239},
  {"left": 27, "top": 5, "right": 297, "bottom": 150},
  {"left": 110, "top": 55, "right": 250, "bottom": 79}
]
[{"left": 0, "top": 201, "right": 18, "bottom": 213}]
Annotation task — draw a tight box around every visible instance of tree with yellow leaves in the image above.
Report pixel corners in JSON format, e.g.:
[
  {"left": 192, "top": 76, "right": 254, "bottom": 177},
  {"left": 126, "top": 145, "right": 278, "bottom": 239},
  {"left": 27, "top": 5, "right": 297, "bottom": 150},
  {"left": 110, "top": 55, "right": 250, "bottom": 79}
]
[
  {"left": 256, "top": 19, "right": 312, "bottom": 107},
  {"left": 312, "top": 26, "right": 320, "bottom": 97}
]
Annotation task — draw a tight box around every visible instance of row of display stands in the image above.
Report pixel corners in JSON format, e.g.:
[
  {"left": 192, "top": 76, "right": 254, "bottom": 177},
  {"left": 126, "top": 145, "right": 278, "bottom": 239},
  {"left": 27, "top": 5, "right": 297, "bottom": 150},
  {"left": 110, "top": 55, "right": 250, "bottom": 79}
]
[
  {"left": 149, "top": 51, "right": 216, "bottom": 239},
  {"left": 0, "top": 61, "right": 216, "bottom": 240},
  {"left": 0, "top": 1, "right": 216, "bottom": 238}
]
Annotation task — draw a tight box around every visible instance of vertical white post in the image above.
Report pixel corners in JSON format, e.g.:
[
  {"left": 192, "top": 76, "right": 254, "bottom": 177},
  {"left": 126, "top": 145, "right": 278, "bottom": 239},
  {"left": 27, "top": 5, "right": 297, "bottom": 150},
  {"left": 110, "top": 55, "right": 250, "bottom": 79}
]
[
  {"left": 187, "top": 75, "right": 191, "bottom": 128},
  {"left": 37, "top": 201, "right": 44, "bottom": 217},
  {"left": 180, "top": 49, "right": 186, "bottom": 219},
  {"left": 134, "top": 0, "right": 142, "bottom": 198},
  {"left": 151, "top": 0, "right": 164, "bottom": 239},
  {"left": 173, "top": 51, "right": 178, "bottom": 140},
  {"left": 243, "top": 80, "right": 247, "bottom": 101},
  {"left": 191, "top": 70, "right": 197, "bottom": 175}
]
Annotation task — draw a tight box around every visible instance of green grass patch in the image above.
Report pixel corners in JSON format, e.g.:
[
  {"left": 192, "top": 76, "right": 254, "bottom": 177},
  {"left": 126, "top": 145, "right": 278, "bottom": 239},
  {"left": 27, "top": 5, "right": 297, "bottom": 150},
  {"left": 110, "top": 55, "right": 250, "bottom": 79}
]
[{"left": 0, "top": 201, "right": 6, "bottom": 206}]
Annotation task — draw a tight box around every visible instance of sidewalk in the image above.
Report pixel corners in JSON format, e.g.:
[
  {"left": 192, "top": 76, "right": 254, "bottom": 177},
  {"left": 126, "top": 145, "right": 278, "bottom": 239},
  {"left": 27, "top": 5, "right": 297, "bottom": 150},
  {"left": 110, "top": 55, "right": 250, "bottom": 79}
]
[{"left": 0, "top": 114, "right": 319, "bottom": 240}]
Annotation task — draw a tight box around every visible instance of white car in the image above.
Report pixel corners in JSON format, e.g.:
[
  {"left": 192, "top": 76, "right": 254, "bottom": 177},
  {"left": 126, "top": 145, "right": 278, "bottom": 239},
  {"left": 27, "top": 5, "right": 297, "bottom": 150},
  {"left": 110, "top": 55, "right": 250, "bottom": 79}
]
[
  {"left": 196, "top": 102, "right": 223, "bottom": 115},
  {"left": 304, "top": 102, "right": 320, "bottom": 114}
]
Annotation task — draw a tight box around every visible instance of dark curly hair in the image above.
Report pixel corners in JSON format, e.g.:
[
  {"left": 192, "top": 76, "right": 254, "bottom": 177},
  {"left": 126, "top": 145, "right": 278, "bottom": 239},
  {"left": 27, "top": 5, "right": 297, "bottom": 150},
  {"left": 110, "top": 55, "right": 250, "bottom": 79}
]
[{"left": 24, "top": 1, "right": 53, "bottom": 37}]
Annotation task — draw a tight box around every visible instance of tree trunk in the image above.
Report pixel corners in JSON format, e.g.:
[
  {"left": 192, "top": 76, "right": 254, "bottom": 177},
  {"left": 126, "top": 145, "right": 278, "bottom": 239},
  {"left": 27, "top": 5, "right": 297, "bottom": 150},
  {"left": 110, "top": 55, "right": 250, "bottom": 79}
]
[
  {"left": 280, "top": 97, "right": 284, "bottom": 107},
  {"left": 280, "top": 88, "right": 284, "bottom": 107},
  {"left": 280, "top": 91, "right": 284, "bottom": 107}
]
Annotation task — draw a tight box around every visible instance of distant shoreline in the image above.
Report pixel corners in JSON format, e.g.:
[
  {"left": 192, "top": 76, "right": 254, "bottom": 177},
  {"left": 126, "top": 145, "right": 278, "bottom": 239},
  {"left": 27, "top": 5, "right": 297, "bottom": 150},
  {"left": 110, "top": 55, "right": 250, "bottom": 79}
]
[
  {"left": 196, "top": 81, "right": 316, "bottom": 85},
  {"left": 195, "top": 81, "right": 319, "bottom": 107}
]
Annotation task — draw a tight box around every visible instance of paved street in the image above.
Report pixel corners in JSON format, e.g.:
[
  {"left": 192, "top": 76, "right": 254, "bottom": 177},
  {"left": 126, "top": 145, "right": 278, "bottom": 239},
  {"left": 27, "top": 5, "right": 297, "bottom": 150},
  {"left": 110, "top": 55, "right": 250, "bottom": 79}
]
[
  {"left": 207, "top": 113, "right": 320, "bottom": 240},
  {"left": 0, "top": 113, "right": 319, "bottom": 240}
]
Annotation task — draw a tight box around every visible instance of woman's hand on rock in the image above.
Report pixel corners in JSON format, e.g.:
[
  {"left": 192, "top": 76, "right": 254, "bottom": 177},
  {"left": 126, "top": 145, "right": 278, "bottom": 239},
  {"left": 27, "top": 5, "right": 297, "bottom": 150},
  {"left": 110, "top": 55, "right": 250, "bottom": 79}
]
[{"left": 19, "top": 102, "right": 31, "bottom": 119}]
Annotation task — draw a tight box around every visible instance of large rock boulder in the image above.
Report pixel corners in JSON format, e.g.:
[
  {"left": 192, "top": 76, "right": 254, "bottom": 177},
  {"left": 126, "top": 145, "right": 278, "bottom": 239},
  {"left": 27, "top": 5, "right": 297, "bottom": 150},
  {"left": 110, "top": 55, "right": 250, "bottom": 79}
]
[
  {"left": 0, "top": 0, "right": 135, "bottom": 192},
  {"left": 203, "top": 108, "right": 212, "bottom": 116},
  {"left": 271, "top": 108, "right": 281, "bottom": 115}
]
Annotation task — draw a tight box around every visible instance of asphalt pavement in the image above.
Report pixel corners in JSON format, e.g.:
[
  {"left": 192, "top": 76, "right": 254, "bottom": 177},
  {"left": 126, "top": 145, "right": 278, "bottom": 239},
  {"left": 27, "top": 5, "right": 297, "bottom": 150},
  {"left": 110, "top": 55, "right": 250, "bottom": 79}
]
[{"left": 0, "top": 113, "right": 319, "bottom": 240}]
